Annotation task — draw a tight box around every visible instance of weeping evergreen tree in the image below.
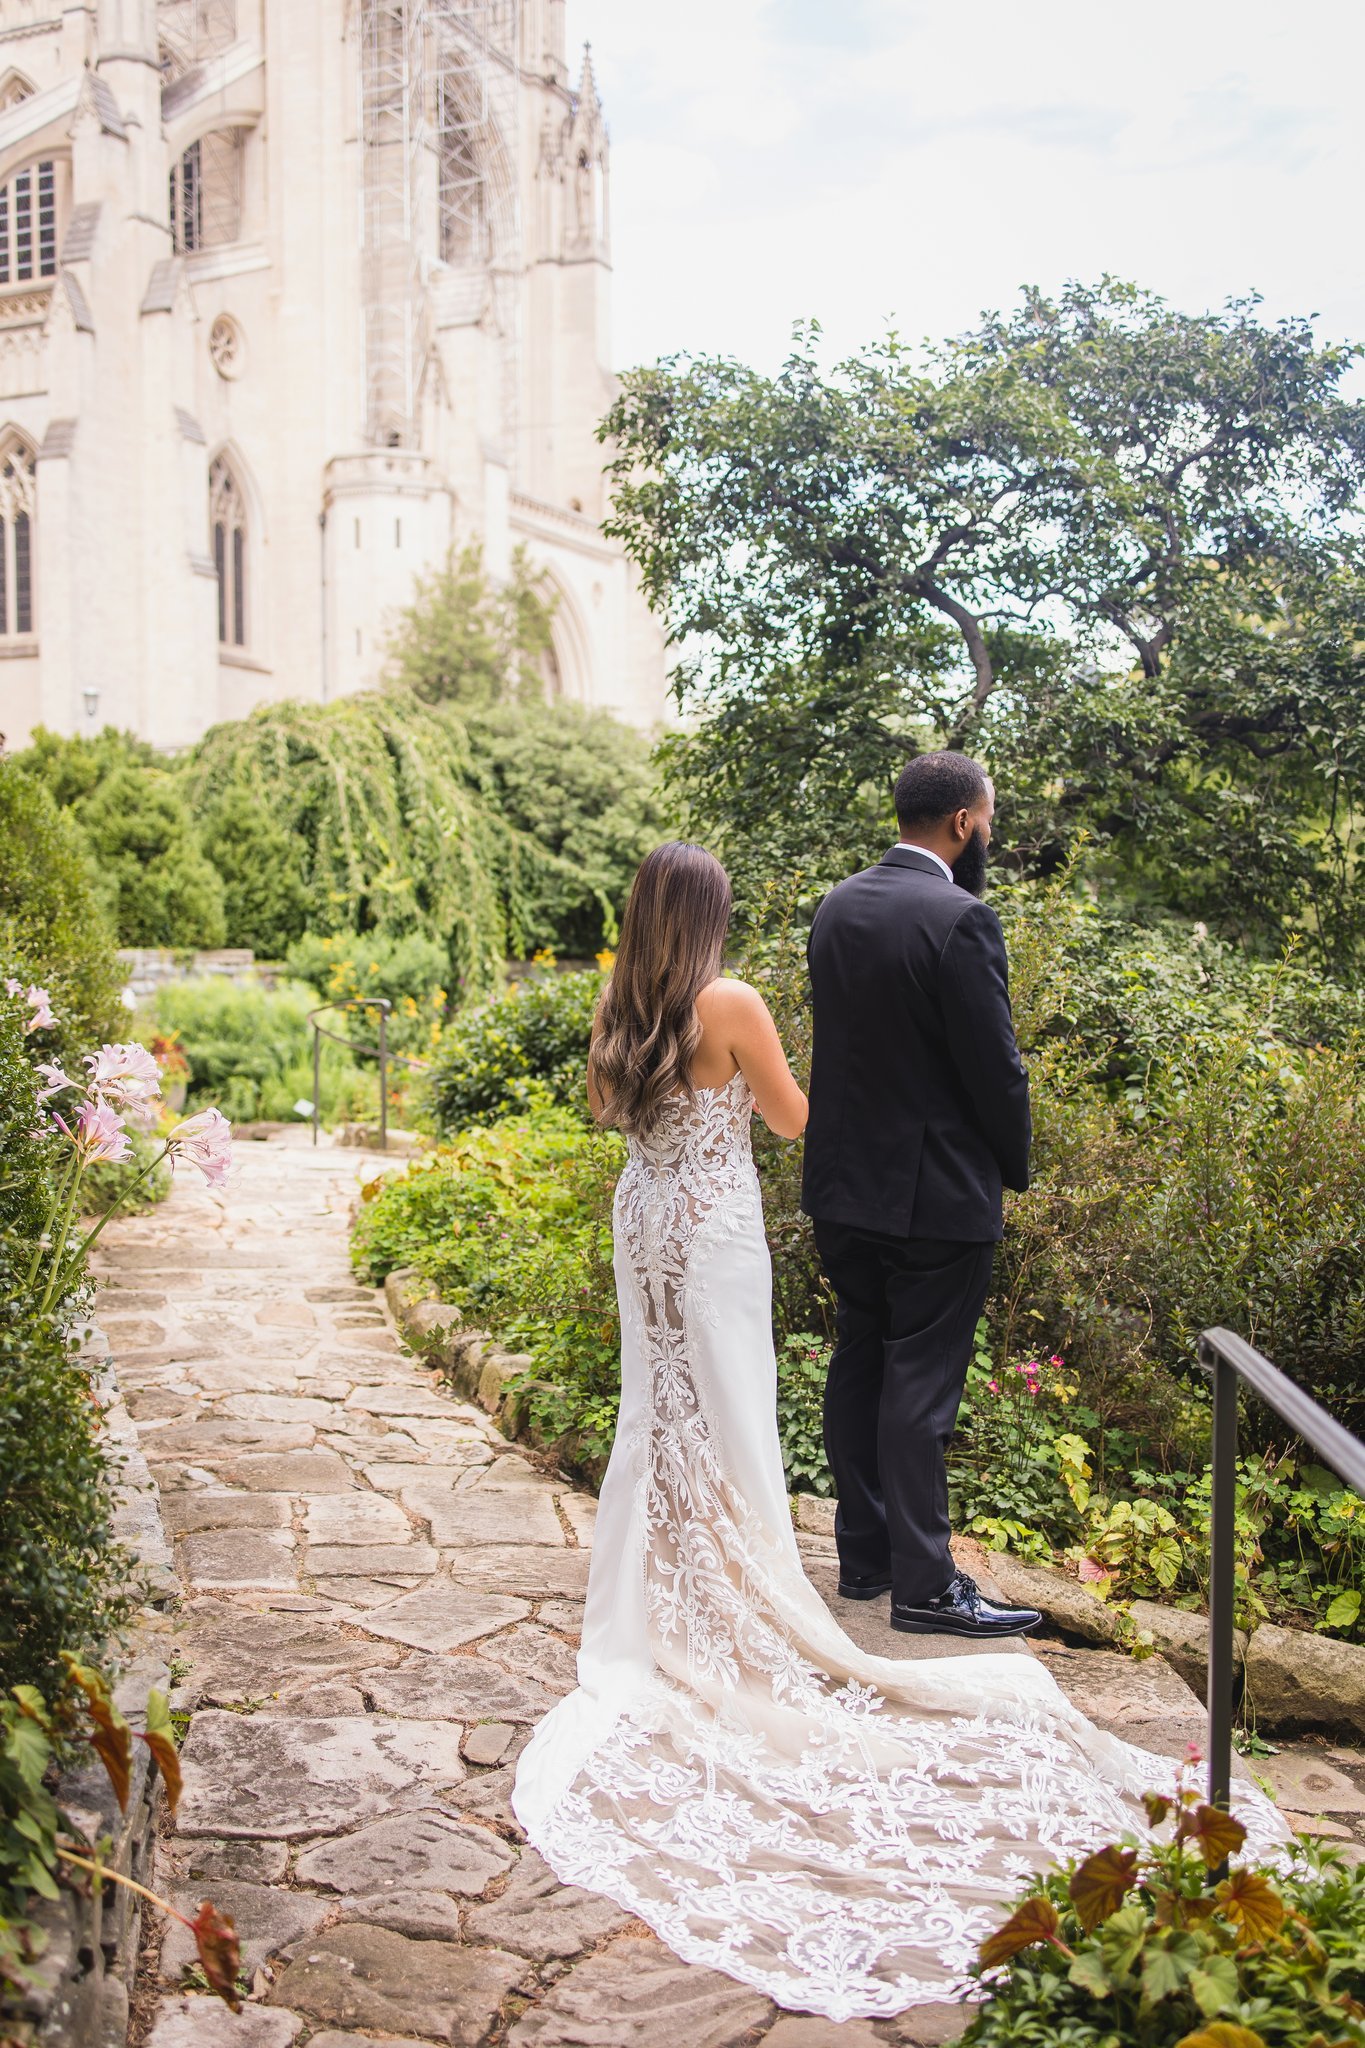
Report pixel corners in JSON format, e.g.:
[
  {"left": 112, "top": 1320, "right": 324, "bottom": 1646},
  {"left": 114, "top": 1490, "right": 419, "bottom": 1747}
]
[{"left": 183, "top": 689, "right": 547, "bottom": 998}]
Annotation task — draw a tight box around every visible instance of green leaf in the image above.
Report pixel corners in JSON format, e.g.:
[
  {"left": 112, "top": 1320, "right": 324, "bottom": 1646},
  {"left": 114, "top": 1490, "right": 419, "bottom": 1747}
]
[
  {"left": 1189, "top": 1955, "right": 1240, "bottom": 2018},
  {"left": 1324, "top": 1587, "right": 1361, "bottom": 1630},
  {"left": 1140, "top": 1930, "right": 1202, "bottom": 2004},
  {"left": 6, "top": 1715, "right": 51, "bottom": 1793},
  {"left": 1068, "top": 1950, "right": 1113, "bottom": 1999}
]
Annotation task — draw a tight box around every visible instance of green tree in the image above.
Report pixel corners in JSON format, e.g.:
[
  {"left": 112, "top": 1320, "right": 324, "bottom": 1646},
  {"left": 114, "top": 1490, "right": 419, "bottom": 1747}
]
[
  {"left": 76, "top": 764, "right": 226, "bottom": 948},
  {"left": 385, "top": 541, "right": 557, "bottom": 707},
  {"left": 465, "top": 700, "right": 670, "bottom": 954},
  {"left": 181, "top": 689, "right": 521, "bottom": 996},
  {"left": 603, "top": 283, "right": 1365, "bottom": 957}
]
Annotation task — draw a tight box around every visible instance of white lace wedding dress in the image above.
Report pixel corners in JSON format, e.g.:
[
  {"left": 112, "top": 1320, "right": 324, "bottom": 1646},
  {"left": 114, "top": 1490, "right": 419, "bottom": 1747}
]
[{"left": 512, "top": 1071, "right": 1285, "bottom": 2021}]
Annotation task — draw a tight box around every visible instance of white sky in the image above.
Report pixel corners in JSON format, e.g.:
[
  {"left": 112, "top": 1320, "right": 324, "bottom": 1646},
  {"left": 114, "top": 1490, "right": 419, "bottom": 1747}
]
[{"left": 566, "top": 0, "right": 1365, "bottom": 377}]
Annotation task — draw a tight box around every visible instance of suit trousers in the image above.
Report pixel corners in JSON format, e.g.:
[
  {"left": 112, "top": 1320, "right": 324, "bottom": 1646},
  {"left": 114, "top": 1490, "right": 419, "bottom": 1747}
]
[{"left": 812, "top": 1219, "right": 995, "bottom": 1606}]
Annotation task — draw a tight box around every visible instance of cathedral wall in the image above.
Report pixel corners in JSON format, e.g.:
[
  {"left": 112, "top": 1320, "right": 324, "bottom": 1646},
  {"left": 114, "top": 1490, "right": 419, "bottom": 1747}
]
[{"left": 0, "top": 0, "right": 666, "bottom": 754}]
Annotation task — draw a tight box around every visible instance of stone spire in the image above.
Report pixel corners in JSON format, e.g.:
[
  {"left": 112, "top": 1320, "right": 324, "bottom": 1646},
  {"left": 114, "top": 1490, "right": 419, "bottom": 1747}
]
[{"left": 575, "top": 41, "right": 601, "bottom": 117}]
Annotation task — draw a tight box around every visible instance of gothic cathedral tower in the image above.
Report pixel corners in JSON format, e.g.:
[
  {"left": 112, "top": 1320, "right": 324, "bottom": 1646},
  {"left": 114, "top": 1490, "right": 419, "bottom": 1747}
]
[{"left": 0, "top": 0, "right": 665, "bottom": 750}]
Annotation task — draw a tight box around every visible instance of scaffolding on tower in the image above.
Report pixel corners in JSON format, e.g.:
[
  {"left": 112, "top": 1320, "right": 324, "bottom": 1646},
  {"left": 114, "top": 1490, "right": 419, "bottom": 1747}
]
[
  {"left": 358, "top": 0, "right": 429, "bottom": 447},
  {"left": 157, "top": 0, "right": 239, "bottom": 80},
  {"left": 356, "top": 0, "right": 522, "bottom": 455}
]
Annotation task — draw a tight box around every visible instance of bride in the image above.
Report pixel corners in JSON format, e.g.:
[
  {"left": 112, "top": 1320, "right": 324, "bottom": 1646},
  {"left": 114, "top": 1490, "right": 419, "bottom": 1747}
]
[{"left": 512, "top": 841, "right": 1282, "bottom": 2022}]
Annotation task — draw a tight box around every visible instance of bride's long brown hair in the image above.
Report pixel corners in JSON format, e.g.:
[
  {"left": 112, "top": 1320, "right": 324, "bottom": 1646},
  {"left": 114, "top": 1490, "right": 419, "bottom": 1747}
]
[{"left": 590, "top": 842, "right": 732, "bottom": 1138}]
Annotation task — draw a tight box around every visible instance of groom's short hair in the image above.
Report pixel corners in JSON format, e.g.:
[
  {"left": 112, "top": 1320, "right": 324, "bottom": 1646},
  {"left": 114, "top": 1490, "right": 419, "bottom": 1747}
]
[{"left": 895, "top": 751, "right": 989, "bottom": 828}]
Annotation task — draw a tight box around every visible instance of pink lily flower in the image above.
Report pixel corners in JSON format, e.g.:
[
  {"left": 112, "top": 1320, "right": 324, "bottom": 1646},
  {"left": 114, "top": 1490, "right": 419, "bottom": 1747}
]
[
  {"left": 7, "top": 980, "right": 56, "bottom": 1033},
  {"left": 86, "top": 1042, "right": 162, "bottom": 1107},
  {"left": 35, "top": 1060, "right": 78, "bottom": 1100},
  {"left": 166, "top": 1107, "right": 233, "bottom": 1189},
  {"left": 53, "top": 1097, "right": 133, "bottom": 1165}
]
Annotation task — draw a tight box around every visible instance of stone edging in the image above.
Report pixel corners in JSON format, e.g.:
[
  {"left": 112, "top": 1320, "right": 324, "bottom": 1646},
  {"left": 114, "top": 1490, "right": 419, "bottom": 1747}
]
[
  {"left": 384, "top": 1266, "right": 610, "bottom": 1487},
  {"left": 385, "top": 1268, "right": 1365, "bottom": 1746},
  {"left": 982, "top": 1553, "right": 1365, "bottom": 1745},
  {"left": 3, "top": 1329, "right": 176, "bottom": 2048}
]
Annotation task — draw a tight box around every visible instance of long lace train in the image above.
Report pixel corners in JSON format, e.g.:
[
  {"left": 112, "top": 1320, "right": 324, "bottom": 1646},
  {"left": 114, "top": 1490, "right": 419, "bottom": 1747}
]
[{"left": 511, "top": 1071, "right": 1285, "bottom": 2021}]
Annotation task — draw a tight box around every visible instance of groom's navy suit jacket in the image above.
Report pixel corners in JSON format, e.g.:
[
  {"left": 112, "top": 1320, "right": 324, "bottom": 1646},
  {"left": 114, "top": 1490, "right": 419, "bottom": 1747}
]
[{"left": 801, "top": 849, "right": 1031, "bottom": 1242}]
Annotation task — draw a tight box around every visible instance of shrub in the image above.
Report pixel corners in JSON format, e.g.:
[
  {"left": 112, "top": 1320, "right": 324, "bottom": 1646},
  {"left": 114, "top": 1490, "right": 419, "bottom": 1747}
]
[
  {"left": 424, "top": 966, "right": 602, "bottom": 1132},
  {"left": 0, "top": 756, "right": 120, "bottom": 1059},
  {"left": 75, "top": 764, "right": 227, "bottom": 948},
  {"left": 285, "top": 929, "right": 449, "bottom": 1059},
  {"left": 0, "top": 997, "right": 54, "bottom": 1249},
  {"left": 465, "top": 701, "right": 669, "bottom": 955},
  {"left": 351, "top": 1108, "right": 624, "bottom": 1452},
  {"left": 777, "top": 1336, "right": 833, "bottom": 1496},
  {"left": 962, "top": 1764, "right": 1365, "bottom": 2048},
  {"left": 0, "top": 1241, "right": 139, "bottom": 1704},
  {"left": 150, "top": 976, "right": 374, "bottom": 1125},
  {"left": 200, "top": 783, "right": 312, "bottom": 958}
]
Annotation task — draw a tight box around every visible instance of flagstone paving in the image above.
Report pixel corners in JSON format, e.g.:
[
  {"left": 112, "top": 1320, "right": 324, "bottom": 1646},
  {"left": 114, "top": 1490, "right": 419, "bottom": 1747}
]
[{"left": 98, "top": 1131, "right": 1358, "bottom": 2048}]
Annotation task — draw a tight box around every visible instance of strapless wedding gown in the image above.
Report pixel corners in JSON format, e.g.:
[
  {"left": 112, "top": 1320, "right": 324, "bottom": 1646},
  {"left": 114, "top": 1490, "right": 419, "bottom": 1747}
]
[{"left": 512, "top": 1072, "right": 1284, "bottom": 2021}]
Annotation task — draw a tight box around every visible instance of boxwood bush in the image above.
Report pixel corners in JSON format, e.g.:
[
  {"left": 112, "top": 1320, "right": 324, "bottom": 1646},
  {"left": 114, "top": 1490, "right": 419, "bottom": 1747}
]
[
  {"left": 423, "top": 967, "right": 601, "bottom": 1132},
  {"left": 0, "top": 756, "right": 120, "bottom": 1060},
  {"left": 0, "top": 1251, "right": 139, "bottom": 1703}
]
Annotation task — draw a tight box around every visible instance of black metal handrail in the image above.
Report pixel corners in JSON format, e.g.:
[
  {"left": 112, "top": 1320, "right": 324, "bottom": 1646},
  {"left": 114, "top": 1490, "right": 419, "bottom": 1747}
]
[
  {"left": 1198, "top": 1327, "right": 1365, "bottom": 1838},
  {"left": 306, "top": 996, "right": 430, "bottom": 1153}
]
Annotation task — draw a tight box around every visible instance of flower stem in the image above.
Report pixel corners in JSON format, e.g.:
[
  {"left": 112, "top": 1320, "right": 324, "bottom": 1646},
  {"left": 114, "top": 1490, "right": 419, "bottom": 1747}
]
[
  {"left": 36, "top": 1157, "right": 89, "bottom": 1315},
  {"left": 54, "top": 1847, "right": 193, "bottom": 1929},
  {"left": 38, "top": 1144, "right": 171, "bottom": 1314},
  {"left": 24, "top": 1148, "right": 80, "bottom": 1294},
  {"left": 63, "top": 1144, "right": 171, "bottom": 1271}
]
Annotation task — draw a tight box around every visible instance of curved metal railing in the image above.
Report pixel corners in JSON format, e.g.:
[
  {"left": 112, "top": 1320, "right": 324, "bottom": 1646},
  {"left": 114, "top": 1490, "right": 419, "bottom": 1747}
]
[
  {"left": 1198, "top": 1327, "right": 1365, "bottom": 1857},
  {"left": 306, "top": 995, "right": 430, "bottom": 1152}
]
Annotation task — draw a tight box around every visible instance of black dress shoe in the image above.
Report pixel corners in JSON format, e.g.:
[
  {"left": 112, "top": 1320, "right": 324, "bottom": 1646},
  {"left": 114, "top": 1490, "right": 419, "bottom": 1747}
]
[
  {"left": 890, "top": 1570, "right": 1041, "bottom": 1639},
  {"left": 837, "top": 1572, "right": 894, "bottom": 1601}
]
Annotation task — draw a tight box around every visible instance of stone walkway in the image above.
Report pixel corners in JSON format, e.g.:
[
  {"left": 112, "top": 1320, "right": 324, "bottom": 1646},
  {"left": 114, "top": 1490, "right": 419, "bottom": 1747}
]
[{"left": 96, "top": 1132, "right": 1364, "bottom": 2048}]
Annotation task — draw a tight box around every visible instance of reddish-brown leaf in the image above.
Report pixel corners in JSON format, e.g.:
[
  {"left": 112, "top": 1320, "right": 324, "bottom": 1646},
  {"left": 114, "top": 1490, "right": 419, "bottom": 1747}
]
[
  {"left": 1143, "top": 1791, "right": 1172, "bottom": 1828},
  {"left": 1069, "top": 1844, "right": 1138, "bottom": 1931},
  {"left": 1214, "top": 1869, "right": 1285, "bottom": 1945},
  {"left": 979, "top": 1894, "right": 1064, "bottom": 1970},
  {"left": 61, "top": 1659, "right": 133, "bottom": 1812},
  {"left": 1184, "top": 1803, "right": 1247, "bottom": 1869},
  {"left": 140, "top": 1692, "right": 182, "bottom": 1818},
  {"left": 189, "top": 1901, "right": 241, "bottom": 2011}
]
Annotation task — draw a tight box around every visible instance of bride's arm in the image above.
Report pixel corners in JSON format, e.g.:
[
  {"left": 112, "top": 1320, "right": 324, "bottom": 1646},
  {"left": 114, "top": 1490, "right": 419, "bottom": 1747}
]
[{"left": 709, "top": 980, "right": 808, "bottom": 1139}]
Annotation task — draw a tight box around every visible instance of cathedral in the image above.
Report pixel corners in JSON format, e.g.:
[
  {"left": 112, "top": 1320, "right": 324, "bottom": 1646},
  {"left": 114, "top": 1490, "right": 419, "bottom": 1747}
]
[{"left": 0, "top": 0, "right": 666, "bottom": 751}]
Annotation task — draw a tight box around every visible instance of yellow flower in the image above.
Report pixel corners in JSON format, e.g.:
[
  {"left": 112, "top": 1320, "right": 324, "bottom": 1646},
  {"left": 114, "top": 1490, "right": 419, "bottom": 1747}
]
[
  {"left": 595, "top": 949, "right": 616, "bottom": 973},
  {"left": 434, "top": 988, "right": 447, "bottom": 1008}
]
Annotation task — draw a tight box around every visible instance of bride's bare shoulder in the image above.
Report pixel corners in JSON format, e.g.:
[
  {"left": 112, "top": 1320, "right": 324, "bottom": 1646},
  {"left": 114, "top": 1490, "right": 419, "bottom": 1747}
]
[{"left": 696, "top": 975, "right": 768, "bottom": 1022}]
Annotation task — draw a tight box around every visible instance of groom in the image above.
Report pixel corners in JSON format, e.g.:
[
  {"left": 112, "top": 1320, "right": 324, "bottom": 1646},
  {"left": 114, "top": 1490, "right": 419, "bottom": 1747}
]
[{"left": 802, "top": 751, "right": 1041, "bottom": 1639}]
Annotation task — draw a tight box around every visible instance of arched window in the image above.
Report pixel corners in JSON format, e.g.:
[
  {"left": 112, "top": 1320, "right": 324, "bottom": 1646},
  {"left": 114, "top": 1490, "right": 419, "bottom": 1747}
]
[
  {"left": 0, "top": 159, "right": 58, "bottom": 286},
  {"left": 209, "top": 456, "right": 246, "bottom": 648},
  {"left": 170, "top": 129, "right": 242, "bottom": 253},
  {"left": 0, "top": 437, "right": 36, "bottom": 638}
]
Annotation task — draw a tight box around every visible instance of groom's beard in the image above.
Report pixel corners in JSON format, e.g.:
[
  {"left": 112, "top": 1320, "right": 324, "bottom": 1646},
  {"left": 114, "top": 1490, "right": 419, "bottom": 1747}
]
[{"left": 952, "top": 827, "right": 989, "bottom": 898}]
